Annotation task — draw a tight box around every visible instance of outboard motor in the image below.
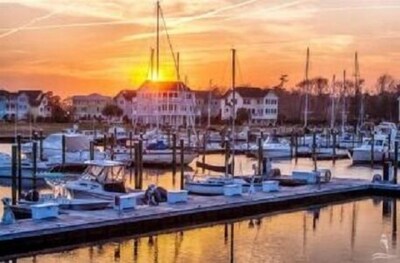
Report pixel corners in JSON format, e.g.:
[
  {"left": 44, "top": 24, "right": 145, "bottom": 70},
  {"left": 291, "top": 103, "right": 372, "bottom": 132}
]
[{"left": 143, "top": 185, "right": 168, "bottom": 205}]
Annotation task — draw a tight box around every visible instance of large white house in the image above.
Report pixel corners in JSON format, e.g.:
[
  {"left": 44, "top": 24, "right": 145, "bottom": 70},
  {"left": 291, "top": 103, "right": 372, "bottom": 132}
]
[
  {"left": 0, "top": 90, "right": 52, "bottom": 120},
  {"left": 221, "top": 87, "right": 278, "bottom": 125},
  {"left": 134, "top": 80, "right": 198, "bottom": 127},
  {"left": 71, "top": 93, "right": 112, "bottom": 120}
]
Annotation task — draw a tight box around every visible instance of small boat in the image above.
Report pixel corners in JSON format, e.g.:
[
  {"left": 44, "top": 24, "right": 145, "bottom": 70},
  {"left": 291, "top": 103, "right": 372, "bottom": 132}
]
[
  {"left": 352, "top": 134, "right": 389, "bottom": 164},
  {"left": 62, "top": 160, "right": 143, "bottom": 200},
  {"left": 250, "top": 135, "right": 291, "bottom": 159}
]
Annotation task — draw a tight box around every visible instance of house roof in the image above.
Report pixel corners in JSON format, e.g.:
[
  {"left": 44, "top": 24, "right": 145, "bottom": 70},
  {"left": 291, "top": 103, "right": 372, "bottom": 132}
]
[
  {"left": 139, "top": 80, "right": 191, "bottom": 92},
  {"left": 115, "top": 90, "right": 137, "bottom": 101},
  {"left": 18, "top": 90, "right": 44, "bottom": 106},
  {"left": 193, "top": 88, "right": 223, "bottom": 100},
  {"left": 223, "top": 87, "right": 273, "bottom": 98},
  {"left": 72, "top": 93, "right": 112, "bottom": 100}
]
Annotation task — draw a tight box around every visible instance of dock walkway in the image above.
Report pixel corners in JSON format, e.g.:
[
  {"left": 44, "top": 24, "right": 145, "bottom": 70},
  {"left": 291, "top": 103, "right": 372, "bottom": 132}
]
[{"left": 1, "top": 178, "right": 399, "bottom": 257}]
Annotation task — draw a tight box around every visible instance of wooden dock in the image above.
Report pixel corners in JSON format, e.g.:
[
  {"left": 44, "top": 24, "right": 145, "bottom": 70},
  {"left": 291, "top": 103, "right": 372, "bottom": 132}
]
[{"left": 1, "top": 178, "right": 400, "bottom": 258}]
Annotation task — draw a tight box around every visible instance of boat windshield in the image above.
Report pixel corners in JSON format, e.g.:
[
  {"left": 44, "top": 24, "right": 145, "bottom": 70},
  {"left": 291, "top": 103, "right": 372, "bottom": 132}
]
[{"left": 82, "top": 165, "right": 125, "bottom": 183}]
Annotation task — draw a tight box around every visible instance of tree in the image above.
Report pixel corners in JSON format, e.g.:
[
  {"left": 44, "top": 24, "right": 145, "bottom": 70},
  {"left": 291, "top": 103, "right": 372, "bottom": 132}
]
[
  {"left": 102, "top": 104, "right": 123, "bottom": 123},
  {"left": 376, "top": 74, "right": 395, "bottom": 94},
  {"left": 235, "top": 108, "right": 250, "bottom": 125}
]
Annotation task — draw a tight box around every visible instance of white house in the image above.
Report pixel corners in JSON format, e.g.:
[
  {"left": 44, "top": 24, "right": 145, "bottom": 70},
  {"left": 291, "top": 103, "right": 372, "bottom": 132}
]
[
  {"left": 193, "top": 88, "right": 222, "bottom": 121},
  {"left": 0, "top": 90, "right": 52, "bottom": 120},
  {"left": 71, "top": 93, "right": 112, "bottom": 120},
  {"left": 221, "top": 87, "right": 278, "bottom": 125},
  {"left": 114, "top": 90, "right": 137, "bottom": 121},
  {"left": 134, "top": 80, "right": 198, "bottom": 127}
]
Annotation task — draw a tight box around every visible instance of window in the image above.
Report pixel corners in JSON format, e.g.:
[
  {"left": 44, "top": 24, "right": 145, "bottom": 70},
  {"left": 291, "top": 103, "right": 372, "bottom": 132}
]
[{"left": 244, "top": 99, "right": 250, "bottom": 105}]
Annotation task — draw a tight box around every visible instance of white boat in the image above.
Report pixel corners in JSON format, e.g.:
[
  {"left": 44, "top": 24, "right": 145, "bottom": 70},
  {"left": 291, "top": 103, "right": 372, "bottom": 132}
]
[
  {"left": 22, "top": 132, "right": 91, "bottom": 160},
  {"left": 352, "top": 135, "right": 389, "bottom": 164},
  {"left": 63, "top": 160, "right": 143, "bottom": 200},
  {"left": 250, "top": 136, "right": 291, "bottom": 159}
]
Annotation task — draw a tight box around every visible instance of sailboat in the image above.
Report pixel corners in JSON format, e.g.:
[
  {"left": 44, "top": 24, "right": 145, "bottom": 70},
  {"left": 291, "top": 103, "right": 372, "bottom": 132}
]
[{"left": 185, "top": 49, "right": 270, "bottom": 195}]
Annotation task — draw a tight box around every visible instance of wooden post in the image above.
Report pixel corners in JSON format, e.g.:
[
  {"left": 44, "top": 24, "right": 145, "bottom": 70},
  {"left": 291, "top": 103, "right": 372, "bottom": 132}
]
[
  {"left": 258, "top": 137, "right": 263, "bottom": 175},
  {"left": 202, "top": 132, "right": 206, "bottom": 169},
  {"left": 110, "top": 134, "right": 114, "bottom": 161},
  {"left": 172, "top": 133, "right": 177, "bottom": 173},
  {"left": 187, "top": 129, "right": 191, "bottom": 149},
  {"left": 290, "top": 132, "right": 294, "bottom": 159},
  {"left": 39, "top": 130, "right": 44, "bottom": 161},
  {"left": 32, "top": 141, "right": 37, "bottom": 191},
  {"left": 312, "top": 131, "right": 317, "bottom": 171},
  {"left": 388, "top": 134, "right": 392, "bottom": 160},
  {"left": 89, "top": 141, "right": 94, "bottom": 160},
  {"left": 247, "top": 130, "right": 251, "bottom": 151},
  {"left": 134, "top": 143, "right": 140, "bottom": 189},
  {"left": 114, "top": 127, "right": 117, "bottom": 144},
  {"left": 62, "top": 134, "right": 66, "bottom": 165},
  {"left": 11, "top": 145, "right": 17, "bottom": 205},
  {"left": 225, "top": 139, "right": 230, "bottom": 175},
  {"left": 103, "top": 134, "right": 107, "bottom": 151},
  {"left": 394, "top": 141, "right": 398, "bottom": 184},
  {"left": 138, "top": 139, "right": 143, "bottom": 189},
  {"left": 17, "top": 135, "right": 22, "bottom": 199},
  {"left": 371, "top": 133, "right": 375, "bottom": 168},
  {"left": 295, "top": 132, "right": 298, "bottom": 163},
  {"left": 332, "top": 131, "right": 336, "bottom": 165},
  {"left": 129, "top": 131, "right": 133, "bottom": 161},
  {"left": 180, "top": 139, "right": 185, "bottom": 190}
]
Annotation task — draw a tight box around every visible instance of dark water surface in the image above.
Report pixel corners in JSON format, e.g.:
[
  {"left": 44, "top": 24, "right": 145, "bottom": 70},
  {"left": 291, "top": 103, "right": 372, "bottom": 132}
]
[{"left": 8, "top": 197, "right": 400, "bottom": 263}]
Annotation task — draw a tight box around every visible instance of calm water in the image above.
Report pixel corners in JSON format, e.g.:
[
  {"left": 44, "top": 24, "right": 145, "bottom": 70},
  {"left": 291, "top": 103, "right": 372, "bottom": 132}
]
[{"left": 6, "top": 197, "right": 400, "bottom": 263}]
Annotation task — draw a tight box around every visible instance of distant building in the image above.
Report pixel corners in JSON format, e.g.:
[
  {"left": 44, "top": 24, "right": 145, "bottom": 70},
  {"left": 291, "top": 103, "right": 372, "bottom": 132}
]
[
  {"left": 134, "top": 80, "right": 198, "bottom": 127},
  {"left": 114, "top": 90, "right": 137, "bottom": 121},
  {"left": 71, "top": 93, "right": 112, "bottom": 120},
  {"left": 193, "top": 88, "right": 222, "bottom": 122},
  {"left": 221, "top": 87, "right": 278, "bottom": 125},
  {"left": 0, "top": 90, "right": 52, "bottom": 120}
]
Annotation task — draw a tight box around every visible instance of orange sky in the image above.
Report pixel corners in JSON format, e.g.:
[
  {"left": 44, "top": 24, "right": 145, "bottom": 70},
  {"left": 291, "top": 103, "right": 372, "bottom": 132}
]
[{"left": 1, "top": 0, "right": 400, "bottom": 97}]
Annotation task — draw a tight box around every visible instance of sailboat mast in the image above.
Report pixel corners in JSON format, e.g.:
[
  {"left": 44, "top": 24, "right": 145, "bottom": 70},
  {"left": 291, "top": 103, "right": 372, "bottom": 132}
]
[
  {"left": 354, "top": 52, "right": 363, "bottom": 131},
  {"left": 330, "top": 74, "right": 336, "bottom": 129},
  {"left": 341, "top": 70, "right": 346, "bottom": 133},
  {"left": 208, "top": 79, "right": 212, "bottom": 128},
  {"left": 150, "top": 48, "right": 154, "bottom": 80},
  {"left": 304, "top": 47, "right": 310, "bottom": 128},
  {"left": 156, "top": 1, "right": 160, "bottom": 80},
  {"left": 231, "top": 48, "right": 236, "bottom": 176},
  {"left": 177, "top": 52, "right": 180, "bottom": 81}
]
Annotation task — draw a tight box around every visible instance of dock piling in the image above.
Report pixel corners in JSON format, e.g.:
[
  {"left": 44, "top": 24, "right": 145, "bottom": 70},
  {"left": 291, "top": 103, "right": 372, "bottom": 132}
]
[
  {"left": 180, "top": 139, "right": 184, "bottom": 190},
  {"left": 39, "top": 130, "right": 44, "bottom": 161},
  {"left": 32, "top": 141, "right": 37, "bottom": 191},
  {"left": 129, "top": 131, "right": 133, "bottom": 161},
  {"left": 134, "top": 143, "right": 139, "bottom": 189},
  {"left": 138, "top": 139, "right": 143, "bottom": 189},
  {"left": 172, "top": 133, "right": 177, "bottom": 174},
  {"left": 290, "top": 132, "right": 294, "bottom": 159},
  {"left": 89, "top": 141, "right": 94, "bottom": 161},
  {"left": 295, "top": 132, "right": 298, "bottom": 163},
  {"left": 17, "top": 135, "right": 22, "bottom": 199},
  {"left": 371, "top": 133, "right": 375, "bottom": 168},
  {"left": 332, "top": 130, "right": 336, "bottom": 165},
  {"left": 11, "top": 145, "right": 17, "bottom": 205},
  {"left": 312, "top": 131, "right": 317, "bottom": 171},
  {"left": 62, "top": 134, "right": 66, "bottom": 165},
  {"left": 258, "top": 137, "right": 263, "bottom": 175},
  {"left": 394, "top": 141, "right": 398, "bottom": 184}
]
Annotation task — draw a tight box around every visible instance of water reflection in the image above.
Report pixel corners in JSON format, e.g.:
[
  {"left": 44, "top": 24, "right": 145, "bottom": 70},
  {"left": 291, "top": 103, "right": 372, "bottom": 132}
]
[{"left": 1, "top": 198, "right": 395, "bottom": 263}]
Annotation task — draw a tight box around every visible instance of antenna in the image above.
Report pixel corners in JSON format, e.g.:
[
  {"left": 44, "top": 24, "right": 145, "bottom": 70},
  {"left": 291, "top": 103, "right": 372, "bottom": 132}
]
[{"left": 304, "top": 47, "right": 310, "bottom": 128}]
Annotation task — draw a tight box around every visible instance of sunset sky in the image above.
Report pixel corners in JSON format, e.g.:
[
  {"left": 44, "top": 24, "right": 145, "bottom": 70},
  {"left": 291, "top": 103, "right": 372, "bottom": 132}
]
[{"left": 1, "top": 0, "right": 400, "bottom": 97}]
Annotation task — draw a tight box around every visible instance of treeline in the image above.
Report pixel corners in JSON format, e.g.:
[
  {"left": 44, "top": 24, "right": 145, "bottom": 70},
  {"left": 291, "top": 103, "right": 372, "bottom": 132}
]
[{"left": 274, "top": 74, "right": 400, "bottom": 125}]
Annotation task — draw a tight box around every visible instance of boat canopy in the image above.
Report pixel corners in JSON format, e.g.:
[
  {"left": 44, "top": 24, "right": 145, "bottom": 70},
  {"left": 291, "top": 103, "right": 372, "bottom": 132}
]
[
  {"left": 82, "top": 160, "right": 125, "bottom": 183},
  {"left": 45, "top": 133, "right": 90, "bottom": 151}
]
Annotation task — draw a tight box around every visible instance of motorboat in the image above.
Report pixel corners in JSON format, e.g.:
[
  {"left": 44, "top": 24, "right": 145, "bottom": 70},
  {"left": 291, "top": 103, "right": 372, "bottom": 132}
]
[
  {"left": 63, "top": 160, "right": 143, "bottom": 200},
  {"left": 352, "top": 134, "right": 389, "bottom": 164},
  {"left": 250, "top": 136, "right": 291, "bottom": 159},
  {"left": 22, "top": 132, "right": 91, "bottom": 161}
]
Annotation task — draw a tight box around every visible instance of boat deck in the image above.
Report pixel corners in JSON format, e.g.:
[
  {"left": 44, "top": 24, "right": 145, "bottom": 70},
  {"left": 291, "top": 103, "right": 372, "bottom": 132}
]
[{"left": 1, "top": 178, "right": 400, "bottom": 258}]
